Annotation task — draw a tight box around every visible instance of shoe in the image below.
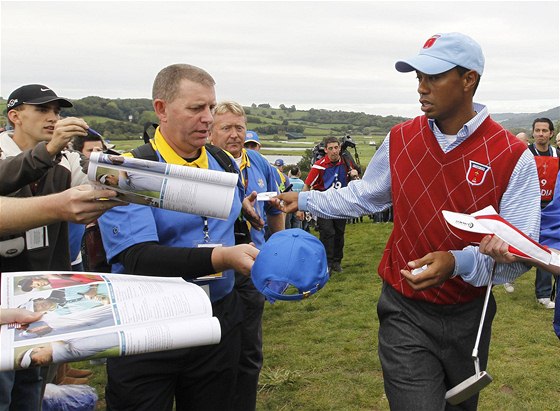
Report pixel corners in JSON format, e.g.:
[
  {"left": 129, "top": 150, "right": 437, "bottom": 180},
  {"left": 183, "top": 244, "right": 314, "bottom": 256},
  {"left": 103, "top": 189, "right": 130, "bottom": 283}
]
[
  {"left": 537, "top": 298, "right": 555, "bottom": 309},
  {"left": 331, "top": 262, "right": 343, "bottom": 273},
  {"left": 503, "top": 283, "right": 515, "bottom": 293}
]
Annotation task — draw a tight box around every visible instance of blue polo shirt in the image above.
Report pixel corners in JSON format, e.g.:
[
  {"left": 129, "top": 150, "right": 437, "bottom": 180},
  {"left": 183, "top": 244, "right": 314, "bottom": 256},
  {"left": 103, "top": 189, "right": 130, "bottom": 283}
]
[
  {"left": 288, "top": 177, "right": 305, "bottom": 193},
  {"left": 98, "top": 129, "right": 243, "bottom": 302},
  {"left": 540, "top": 171, "right": 560, "bottom": 339},
  {"left": 241, "top": 149, "right": 281, "bottom": 249}
]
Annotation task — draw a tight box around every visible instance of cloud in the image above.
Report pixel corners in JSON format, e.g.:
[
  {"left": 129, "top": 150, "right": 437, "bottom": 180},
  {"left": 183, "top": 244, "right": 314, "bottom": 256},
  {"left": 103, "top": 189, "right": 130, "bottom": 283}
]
[{"left": 1, "top": 1, "right": 558, "bottom": 117}]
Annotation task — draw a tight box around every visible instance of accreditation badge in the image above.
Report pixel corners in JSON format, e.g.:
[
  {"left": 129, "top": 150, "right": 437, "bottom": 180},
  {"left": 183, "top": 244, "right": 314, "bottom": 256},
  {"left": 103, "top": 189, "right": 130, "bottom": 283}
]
[{"left": 193, "top": 241, "right": 225, "bottom": 282}]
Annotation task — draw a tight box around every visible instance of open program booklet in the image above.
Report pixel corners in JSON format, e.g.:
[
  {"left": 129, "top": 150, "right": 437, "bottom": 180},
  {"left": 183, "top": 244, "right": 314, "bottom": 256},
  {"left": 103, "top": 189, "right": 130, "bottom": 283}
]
[
  {"left": 0, "top": 271, "right": 221, "bottom": 371},
  {"left": 88, "top": 151, "right": 238, "bottom": 220}
]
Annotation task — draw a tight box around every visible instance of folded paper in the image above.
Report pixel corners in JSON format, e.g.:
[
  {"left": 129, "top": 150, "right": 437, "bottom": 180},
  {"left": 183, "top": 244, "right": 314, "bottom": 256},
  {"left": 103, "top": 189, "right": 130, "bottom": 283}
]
[{"left": 442, "top": 206, "right": 559, "bottom": 267}]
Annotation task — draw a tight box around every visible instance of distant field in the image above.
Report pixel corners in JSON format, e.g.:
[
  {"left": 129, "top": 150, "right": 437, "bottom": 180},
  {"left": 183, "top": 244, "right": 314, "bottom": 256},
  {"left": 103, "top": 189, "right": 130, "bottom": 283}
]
[
  {"left": 111, "top": 139, "right": 144, "bottom": 152},
  {"left": 112, "top": 136, "right": 383, "bottom": 168}
]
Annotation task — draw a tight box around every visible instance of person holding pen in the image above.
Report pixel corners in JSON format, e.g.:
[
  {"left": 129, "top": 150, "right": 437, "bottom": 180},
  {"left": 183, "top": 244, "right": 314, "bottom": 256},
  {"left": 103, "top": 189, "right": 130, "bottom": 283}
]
[{"left": 0, "top": 83, "right": 121, "bottom": 411}]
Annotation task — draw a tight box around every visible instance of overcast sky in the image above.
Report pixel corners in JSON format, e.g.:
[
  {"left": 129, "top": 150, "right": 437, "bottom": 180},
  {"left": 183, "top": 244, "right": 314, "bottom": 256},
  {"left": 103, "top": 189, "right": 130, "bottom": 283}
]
[{"left": 1, "top": 0, "right": 558, "bottom": 118}]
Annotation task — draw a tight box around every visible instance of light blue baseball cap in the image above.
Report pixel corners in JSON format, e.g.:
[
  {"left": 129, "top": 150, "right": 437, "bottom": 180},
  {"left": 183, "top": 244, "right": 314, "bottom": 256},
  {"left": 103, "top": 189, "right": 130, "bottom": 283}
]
[
  {"left": 251, "top": 229, "right": 329, "bottom": 302},
  {"left": 395, "top": 32, "right": 484, "bottom": 75},
  {"left": 244, "top": 130, "right": 261, "bottom": 146}
]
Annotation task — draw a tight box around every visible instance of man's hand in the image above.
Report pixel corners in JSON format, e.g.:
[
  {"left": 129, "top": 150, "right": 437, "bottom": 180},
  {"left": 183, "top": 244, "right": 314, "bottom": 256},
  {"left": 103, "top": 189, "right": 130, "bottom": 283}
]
[
  {"left": 295, "top": 211, "right": 305, "bottom": 221},
  {"left": 0, "top": 308, "right": 43, "bottom": 325},
  {"left": 211, "top": 243, "right": 260, "bottom": 276},
  {"left": 349, "top": 169, "right": 359, "bottom": 180},
  {"left": 242, "top": 191, "right": 265, "bottom": 230},
  {"left": 480, "top": 235, "right": 560, "bottom": 276},
  {"left": 46, "top": 117, "right": 89, "bottom": 156},
  {"left": 479, "top": 234, "right": 519, "bottom": 264},
  {"left": 56, "top": 185, "right": 125, "bottom": 224},
  {"left": 270, "top": 192, "right": 299, "bottom": 213},
  {"left": 400, "top": 251, "right": 456, "bottom": 291}
]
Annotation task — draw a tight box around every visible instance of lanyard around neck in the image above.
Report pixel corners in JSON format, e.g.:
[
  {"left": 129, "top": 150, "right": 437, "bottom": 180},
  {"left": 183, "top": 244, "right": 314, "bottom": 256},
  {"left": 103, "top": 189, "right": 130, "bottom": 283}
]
[{"left": 202, "top": 217, "right": 210, "bottom": 243}]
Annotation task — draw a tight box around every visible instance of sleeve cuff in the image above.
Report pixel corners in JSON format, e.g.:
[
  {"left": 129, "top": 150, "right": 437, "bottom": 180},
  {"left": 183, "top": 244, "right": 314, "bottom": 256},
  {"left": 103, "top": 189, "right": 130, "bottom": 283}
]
[
  {"left": 298, "top": 191, "right": 310, "bottom": 211},
  {"left": 449, "top": 249, "right": 476, "bottom": 279}
]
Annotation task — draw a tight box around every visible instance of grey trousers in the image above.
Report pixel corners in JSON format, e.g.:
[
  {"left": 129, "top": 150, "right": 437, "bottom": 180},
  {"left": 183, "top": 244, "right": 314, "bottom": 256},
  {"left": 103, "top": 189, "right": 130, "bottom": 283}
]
[{"left": 377, "top": 283, "right": 495, "bottom": 411}]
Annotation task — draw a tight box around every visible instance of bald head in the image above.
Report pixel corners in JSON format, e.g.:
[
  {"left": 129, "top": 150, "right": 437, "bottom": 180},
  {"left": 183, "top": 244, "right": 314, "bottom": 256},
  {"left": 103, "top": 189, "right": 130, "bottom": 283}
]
[{"left": 515, "top": 132, "right": 529, "bottom": 144}]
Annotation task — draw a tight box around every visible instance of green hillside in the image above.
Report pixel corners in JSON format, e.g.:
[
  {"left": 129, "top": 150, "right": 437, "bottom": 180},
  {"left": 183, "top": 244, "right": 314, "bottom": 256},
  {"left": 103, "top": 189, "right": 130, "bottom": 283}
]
[{"left": 0, "top": 96, "right": 404, "bottom": 141}]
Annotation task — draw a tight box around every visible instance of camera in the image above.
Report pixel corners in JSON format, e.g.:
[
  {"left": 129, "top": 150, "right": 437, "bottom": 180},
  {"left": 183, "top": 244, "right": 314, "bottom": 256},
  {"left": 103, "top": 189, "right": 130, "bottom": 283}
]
[
  {"left": 340, "top": 134, "right": 356, "bottom": 151},
  {"left": 312, "top": 141, "right": 326, "bottom": 163}
]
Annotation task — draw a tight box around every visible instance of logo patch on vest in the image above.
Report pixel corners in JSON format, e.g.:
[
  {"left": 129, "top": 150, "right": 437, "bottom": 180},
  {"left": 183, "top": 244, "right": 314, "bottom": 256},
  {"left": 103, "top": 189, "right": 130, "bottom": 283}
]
[{"left": 466, "top": 161, "right": 490, "bottom": 186}]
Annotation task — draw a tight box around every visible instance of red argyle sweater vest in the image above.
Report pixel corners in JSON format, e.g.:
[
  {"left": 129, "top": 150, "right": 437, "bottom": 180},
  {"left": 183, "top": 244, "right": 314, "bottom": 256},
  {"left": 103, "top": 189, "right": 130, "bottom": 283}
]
[{"left": 379, "top": 115, "right": 527, "bottom": 304}]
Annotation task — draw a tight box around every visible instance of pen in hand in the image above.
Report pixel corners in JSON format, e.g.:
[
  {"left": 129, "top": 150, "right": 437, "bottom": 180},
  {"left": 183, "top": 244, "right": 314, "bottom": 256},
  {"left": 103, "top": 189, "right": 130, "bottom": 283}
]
[{"left": 87, "top": 128, "right": 103, "bottom": 138}]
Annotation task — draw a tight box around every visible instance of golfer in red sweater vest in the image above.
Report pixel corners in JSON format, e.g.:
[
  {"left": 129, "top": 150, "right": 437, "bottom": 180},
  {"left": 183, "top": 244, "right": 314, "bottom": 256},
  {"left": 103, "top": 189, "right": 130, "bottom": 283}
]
[{"left": 275, "top": 32, "right": 540, "bottom": 410}]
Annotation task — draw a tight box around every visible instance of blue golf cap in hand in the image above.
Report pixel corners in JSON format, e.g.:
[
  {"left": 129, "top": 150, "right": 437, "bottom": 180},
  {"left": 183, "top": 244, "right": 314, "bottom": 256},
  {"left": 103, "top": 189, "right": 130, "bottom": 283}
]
[{"left": 251, "top": 229, "right": 329, "bottom": 301}]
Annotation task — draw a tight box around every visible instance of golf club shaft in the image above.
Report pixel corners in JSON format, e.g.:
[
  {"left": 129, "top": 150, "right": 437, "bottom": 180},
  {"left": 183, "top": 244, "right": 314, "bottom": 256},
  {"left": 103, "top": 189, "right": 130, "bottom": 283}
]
[{"left": 472, "top": 262, "right": 496, "bottom": 360}]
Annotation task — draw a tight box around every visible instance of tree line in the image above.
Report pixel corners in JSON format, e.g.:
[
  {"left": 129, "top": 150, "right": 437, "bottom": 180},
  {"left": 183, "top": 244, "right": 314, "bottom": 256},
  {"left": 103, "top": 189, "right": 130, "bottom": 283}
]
[{"left": 302, "top": 108, "right": 408, "bottom": 134}]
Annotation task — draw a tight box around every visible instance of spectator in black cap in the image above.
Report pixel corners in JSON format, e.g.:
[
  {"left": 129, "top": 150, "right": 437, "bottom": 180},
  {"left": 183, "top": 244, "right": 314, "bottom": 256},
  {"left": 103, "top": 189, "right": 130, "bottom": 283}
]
[
  {"left": 6, "top": 84, "right": 73, "bottom": 111},
  {"left": 0, "top": 83, "right": 113, "bottom": 411},
  {"left": 2, "top": 84, "right": 86, "bottom": 159}
]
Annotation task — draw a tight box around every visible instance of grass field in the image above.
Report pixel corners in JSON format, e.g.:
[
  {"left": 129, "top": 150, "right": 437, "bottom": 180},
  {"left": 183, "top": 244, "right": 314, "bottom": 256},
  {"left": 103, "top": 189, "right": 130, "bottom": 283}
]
[{"left": 79, "top": 220, "right": 559, "bottom": 410}]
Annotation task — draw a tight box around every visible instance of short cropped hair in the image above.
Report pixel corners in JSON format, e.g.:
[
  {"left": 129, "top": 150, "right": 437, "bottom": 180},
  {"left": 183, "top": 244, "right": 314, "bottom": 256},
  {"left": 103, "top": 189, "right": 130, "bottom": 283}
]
[
  {"left": 152, "top": 64, "right": 215, "bottom": 103},
  {"left": 532, "top": 118, "right": 554, "bottom": 132},
  {"left": 323, "top": 136, "right": 339, "bottom": 146},
  {"left": 72, "top": 134, "right": 105, "bottom": 153},
  {"left": 455, "top": 66, "right": 481, "bottom": 95}
]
